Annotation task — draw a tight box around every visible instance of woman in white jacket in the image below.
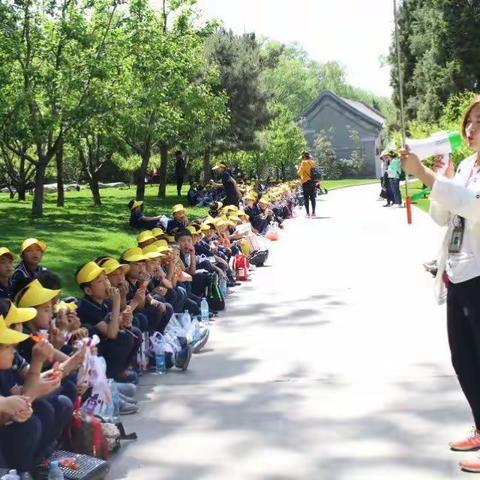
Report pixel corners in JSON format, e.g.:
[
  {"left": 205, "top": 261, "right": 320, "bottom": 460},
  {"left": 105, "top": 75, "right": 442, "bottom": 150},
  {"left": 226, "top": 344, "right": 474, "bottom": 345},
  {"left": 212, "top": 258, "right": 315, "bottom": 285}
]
[{"left": 401, "top": 97, "right": 480, "bottom": 473}]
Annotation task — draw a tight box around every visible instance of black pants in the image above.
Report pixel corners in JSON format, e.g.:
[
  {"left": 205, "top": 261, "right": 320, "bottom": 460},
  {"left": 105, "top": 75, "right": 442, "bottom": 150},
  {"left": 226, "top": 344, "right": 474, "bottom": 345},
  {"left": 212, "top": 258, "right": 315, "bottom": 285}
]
[
  {"left": 0, "top": 415, "right": 42, "bottom": 472},
  {"left": 302, "top": 181, "right": 316, "bottom": 215},
  {"left": 100, "top": 327, "right": 142, "bottom": 379},
  {"left": 447, "top": 276, "right": 480, "bottom": 429},
  {"left": 176, "top": 177, "right": 183, "bottom": 196}
]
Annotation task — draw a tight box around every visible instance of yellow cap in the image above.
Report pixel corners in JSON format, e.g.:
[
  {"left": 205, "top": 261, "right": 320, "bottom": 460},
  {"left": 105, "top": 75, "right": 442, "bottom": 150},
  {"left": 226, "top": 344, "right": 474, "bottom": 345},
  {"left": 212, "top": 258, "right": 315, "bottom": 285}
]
[
  {"left": 237, "top": 209, "right": 248, "bottom": 217},
  {"left": 199, "top": 223, "right": 211, "bottom": 232},
  {"left": 4, "top": 301, "right": 37, "bottom": 327},
  {"left": 244, "top": 193, "right": 256, "bottom": 201},
  {"left": 53, "top": 301, "right": 77, "bottom": 314},
  {"left": 166, "top": 236, "right": 175, "bottom": 243},
  {"left": 172, "top": 204, "right": 186, "bottom": 214},
  {"left": 21, "top": 238, "right": 47, "bottom": 253},
  {"left": 228, "top": 215, "right": 241, "bottom": 223},
  {"left": 130, "top": 200, "right": 143, "bottom": 210},
  {"left": 186, "top": 225, "right": 199, "bottom": 235},
  {"left": 224, "top": 205, "right": 238, "bottom": 212},
  {"left": 0, "top": 247, "right": 16, "bottom": 260},
  {"left": 258, "top": 197, "right": 269, "bottom": 205},
  {"left": 154, "top": 240, "right": 169, "bottom": 248},
  {"left": 219, "top": 215, "right": 235, "bottom": 227},
  {"left": 0, "top": 315, "right": 29, "bottom": 344},
  {"left": 212, "top": 162, "right": 226, "bottom": 171},
  {"left": 142, "top": 245, "right": 164, "bottom": 259},
  {"left": 156, "top": 245, "right": 172, "bottom": 254},
  {"left": 151, "top": 227, "right": 165, "bottom": 237},
  {"left": 137, "top": 230, "right": 155, "bottom": 244},
  {"left": 204, "top": 216, "right": 216, "bottom": 225},
  {"left": 76, "top": 261, "right": 105, "bottom": 285},
  {"left": 98, "top": 258, "right": 129, "bottom": 275},
  {"left": 17, "top": 279, "right": 60, "bottom": 308},
  {"left": 121, "top": 247, "right": 147, "bottom": 263}
]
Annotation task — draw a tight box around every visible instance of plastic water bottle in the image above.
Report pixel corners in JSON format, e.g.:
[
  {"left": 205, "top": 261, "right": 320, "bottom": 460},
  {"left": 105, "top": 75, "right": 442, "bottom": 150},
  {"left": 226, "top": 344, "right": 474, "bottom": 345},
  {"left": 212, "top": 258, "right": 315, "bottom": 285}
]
[
  {"left": 406, "top": 131, "right": 462, "bottom": 175},
  {"left": 200, "top": 297, "right": 209, "bottom": 324},
  {"left": 181, "top": 310, "right": 191, "bottom": 329},
  {"left": 48, "top": 461, "right": 64, "bottom": 480},
  {"left": 1, "top": 470, "right": 20, "bottom": 480},
  {"left": 155, "top": 352, "right": 166, "bottom": 374},
  {"left": 191, "top": 316, "right": 201, "bottom": 342},
  {"left": 219, "top": 277, "right": 227, "bottom": 297},
  {"left": 111, "top": 381, "right": 120, "bottom": 423}
]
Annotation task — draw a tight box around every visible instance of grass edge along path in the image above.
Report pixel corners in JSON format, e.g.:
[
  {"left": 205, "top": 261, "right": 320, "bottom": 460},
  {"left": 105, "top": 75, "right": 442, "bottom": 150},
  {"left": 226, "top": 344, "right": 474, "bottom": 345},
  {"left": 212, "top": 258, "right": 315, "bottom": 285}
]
[
  {"left": 322, "top": 178, "right": 378, "bottom": 190},
  {"left": 402, "top": 179, "right": 430, "bottom": 213}
]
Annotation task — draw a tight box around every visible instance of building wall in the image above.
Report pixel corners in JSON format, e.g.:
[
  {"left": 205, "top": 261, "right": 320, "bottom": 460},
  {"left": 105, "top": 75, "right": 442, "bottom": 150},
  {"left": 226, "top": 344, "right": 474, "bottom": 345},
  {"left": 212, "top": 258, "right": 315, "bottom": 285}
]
[{"left": 302, "top": 96, "right": 382, "bottom": 177}]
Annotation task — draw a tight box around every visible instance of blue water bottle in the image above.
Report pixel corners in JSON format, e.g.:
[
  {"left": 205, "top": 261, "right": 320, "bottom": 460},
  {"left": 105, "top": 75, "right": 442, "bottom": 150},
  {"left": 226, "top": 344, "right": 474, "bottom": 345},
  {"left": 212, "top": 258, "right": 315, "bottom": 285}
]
[
  {"left": 200, "top": 297, "right": 209, "bottom": 324},
  {"left": 155, "top": 352, "right": 166, "bottom": 374}
]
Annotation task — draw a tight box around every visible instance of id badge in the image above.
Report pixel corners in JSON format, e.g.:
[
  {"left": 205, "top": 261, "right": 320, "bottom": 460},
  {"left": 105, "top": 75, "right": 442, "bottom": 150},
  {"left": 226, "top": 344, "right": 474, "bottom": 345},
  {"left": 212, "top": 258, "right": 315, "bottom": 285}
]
[{"left": 448, "top": 215, "right": 465, "bottom": 253}]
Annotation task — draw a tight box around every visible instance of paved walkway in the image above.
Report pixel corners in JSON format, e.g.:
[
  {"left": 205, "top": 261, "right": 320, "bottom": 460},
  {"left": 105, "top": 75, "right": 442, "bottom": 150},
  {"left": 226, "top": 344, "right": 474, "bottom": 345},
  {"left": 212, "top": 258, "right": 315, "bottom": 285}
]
[{"left": 111, "top": 184, "right": 472, "bottom": 480}]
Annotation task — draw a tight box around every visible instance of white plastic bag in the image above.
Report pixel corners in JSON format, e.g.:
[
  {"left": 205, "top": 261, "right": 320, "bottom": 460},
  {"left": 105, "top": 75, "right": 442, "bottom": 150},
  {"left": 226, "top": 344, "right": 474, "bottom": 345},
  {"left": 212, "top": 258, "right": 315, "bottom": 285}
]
[{"left": 150, "top": 332, "right": 174, "bottom": 356}]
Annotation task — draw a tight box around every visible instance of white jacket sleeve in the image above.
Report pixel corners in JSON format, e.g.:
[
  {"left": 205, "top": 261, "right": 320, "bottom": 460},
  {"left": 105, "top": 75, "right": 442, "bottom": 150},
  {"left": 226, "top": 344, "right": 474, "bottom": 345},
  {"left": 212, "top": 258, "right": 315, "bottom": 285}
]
[
  {"left": 430, "top": 176, "right": 480, "bottom": 222},
  {"left": 429, "top": 200, "right": 451, "bottom": 226}
]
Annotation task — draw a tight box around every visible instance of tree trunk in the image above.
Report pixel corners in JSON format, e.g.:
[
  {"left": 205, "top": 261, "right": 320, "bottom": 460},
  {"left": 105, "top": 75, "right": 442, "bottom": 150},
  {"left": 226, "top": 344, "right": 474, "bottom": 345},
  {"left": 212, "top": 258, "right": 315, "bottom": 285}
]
[
  {"left": 157, "top": 142, "right": 168, "bottom": 198},
  {"left": 203, "top": 148, "right": 211, "bottom": 183},
  {"left": 281, "top": 163, "right": 286, "bottom": 181},
  {"left": 136, "top": 149, "right": 150, "bottom": 201},
  {"left": 32, "top": 163, "right": 46, "bottom": 216},
  {"left": 88, "top": 174, "right": 102, "bottom": 206},
  {"left": 17, "top": 184, "right": 26, "bottom": 201},
  {"left": 56, "top": 138, "right": 65, "bottom": 207}
]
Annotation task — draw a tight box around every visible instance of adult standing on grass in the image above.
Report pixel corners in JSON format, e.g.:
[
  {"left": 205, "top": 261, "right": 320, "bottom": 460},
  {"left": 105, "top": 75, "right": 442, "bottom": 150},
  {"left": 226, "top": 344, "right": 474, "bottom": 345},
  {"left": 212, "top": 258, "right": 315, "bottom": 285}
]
[
  {"left": 210, "top": 162, "right": 241, "bottom": 207},
  {"left": 174, "top": 150, "right": 186, "bottom": 197},
  {"left": 400, "top": 96, "right": 480, "bottom": 474},
  {"left": 297, "top": 151, "right": 316, "bottom": 218}
]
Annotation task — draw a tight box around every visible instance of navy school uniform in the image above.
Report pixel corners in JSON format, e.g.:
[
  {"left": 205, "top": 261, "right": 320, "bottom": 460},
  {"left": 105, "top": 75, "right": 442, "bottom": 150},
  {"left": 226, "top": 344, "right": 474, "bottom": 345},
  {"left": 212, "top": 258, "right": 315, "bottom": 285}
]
[
  {"left": 125, "top": 279, "right": 173, "bottom": 335},
  {"left": 0, "top": 280, "right": 13, "bottom": 300},
  {"left": 129, "top": 208, "right": 158, "bottom": 230},
  {"left": 11, "top": 262, "right": 47, "bottom": 294},
  {"left": 77, "top": 296, "right": 141, "bottom": 379},
  {"left": 166, "top": 218, "right": 188, "bottom": 235},
  {"left": 0, "top": 352, "right": 72, "bottom": 471}
]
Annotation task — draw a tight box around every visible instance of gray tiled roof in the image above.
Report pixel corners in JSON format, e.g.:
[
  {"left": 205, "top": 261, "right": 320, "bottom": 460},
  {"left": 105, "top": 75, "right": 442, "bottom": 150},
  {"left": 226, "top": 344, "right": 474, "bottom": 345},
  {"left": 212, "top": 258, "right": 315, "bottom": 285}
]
[{"left": 300, "top": 90, "right": 385, "bottom": 128}]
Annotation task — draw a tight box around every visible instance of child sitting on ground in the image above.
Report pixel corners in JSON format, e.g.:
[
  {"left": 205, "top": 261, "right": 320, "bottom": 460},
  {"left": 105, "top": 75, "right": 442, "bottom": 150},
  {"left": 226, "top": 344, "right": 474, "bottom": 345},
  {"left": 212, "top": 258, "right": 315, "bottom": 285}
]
[
  {"left": 0, "top": 248, "right": 15, "bottom": 300},
  {"left": 11, "top": 239, "right": 48, "bottom": 293}
]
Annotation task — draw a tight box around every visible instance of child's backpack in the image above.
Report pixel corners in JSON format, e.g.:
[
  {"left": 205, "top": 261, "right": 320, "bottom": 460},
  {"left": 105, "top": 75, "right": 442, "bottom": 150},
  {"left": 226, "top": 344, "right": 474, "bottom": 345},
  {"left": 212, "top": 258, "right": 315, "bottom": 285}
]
[
  {"left": 233, "top": 254, "right": 249, "bottom": 281},
  {"left": 65, "top": 397, "right": 109, "bottom": 460},
  {"left": 206, "top": 273, "right": 225, "bottom": 311}
]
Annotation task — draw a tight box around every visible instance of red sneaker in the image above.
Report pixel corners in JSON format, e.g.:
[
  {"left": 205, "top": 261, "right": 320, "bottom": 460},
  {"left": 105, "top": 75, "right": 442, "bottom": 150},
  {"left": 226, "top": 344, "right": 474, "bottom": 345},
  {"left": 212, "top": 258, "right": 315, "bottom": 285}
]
[
  {"left": 450, "top": 429, "right": 480, "bottom": 451},
  {"left": 459, "top": 458, "right": 480, "bottom": 473}
]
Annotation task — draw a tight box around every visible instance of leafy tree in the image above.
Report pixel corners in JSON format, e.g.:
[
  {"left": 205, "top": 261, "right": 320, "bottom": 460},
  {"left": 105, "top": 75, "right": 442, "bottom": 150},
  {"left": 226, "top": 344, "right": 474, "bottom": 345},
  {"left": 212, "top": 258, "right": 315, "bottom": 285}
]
[
  {"left": 389, "top": 0, "right": 480, "bottom": 123},
  {"left": 0, "top": 0, "right": 122, "bottom": 215},
  {"left": 313, "top": 129, "right": 341, "bottom": 180}
]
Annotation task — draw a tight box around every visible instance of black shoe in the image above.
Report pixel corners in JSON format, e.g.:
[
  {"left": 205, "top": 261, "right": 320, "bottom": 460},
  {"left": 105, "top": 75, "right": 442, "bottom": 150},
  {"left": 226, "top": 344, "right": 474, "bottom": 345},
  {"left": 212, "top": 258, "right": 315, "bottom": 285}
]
[
  {"left": 383, "top": 203, "right": 392, "bottom": 207},
  {"left": 175, "top": 345, "right": 193, "bottom": 371}
]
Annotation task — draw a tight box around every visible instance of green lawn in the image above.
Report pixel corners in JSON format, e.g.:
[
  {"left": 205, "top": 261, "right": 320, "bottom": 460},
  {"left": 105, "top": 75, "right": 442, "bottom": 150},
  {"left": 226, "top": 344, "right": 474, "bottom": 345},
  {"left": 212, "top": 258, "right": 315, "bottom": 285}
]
[
  {"left": 321, "top": 178, "right": 378, "bottom": 190},
  {"left": 402, "top": 180, "right": 430, "bottom": 213},
  {"left": 0, "top": 184, "right": 207, "bottom": 296}
]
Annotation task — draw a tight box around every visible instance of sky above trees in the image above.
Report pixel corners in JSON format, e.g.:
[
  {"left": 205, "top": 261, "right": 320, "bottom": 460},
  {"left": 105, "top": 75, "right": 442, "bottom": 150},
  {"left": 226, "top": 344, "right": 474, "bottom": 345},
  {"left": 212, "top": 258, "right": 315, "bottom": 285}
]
[{"left": 171, "top": 0, "right": 395, "bottom": 98}]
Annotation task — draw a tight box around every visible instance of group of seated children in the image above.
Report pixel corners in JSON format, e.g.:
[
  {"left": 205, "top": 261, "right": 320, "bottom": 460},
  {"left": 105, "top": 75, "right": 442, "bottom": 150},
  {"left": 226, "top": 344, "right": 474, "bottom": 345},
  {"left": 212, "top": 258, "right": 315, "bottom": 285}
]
[{"left": 0, "top": 181, "right": 296, "bottom": 478}]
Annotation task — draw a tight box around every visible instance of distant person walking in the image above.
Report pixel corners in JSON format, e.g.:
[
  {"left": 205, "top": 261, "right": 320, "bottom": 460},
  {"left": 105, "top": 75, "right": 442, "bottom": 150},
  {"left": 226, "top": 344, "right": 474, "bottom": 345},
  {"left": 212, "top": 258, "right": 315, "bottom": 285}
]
[
  {"left": 174, "top": 150, "right": 186, "bottom": 197},
  {"left": 386, "top": 150, "right": 403, "bottom": 207},
  {"left": 297, "top": 151, "right": 316, "bottom": 217}
]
